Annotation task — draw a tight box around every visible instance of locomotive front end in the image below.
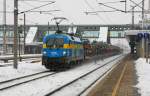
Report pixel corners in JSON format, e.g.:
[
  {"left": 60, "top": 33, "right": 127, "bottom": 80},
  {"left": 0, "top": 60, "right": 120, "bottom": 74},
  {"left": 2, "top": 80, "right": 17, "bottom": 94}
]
[{"left": 42, "top": 35, "right": 71, "bottom": 69}]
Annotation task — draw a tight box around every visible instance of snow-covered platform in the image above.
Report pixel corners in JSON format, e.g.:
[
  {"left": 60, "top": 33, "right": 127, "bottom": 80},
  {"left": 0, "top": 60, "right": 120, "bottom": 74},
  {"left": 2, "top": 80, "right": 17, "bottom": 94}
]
[
  {"left": 86, "top": 54, "right": 140, "bottom": 96},
  {"left": 135, "top": 58, "right": 150, "bottom": 96}
]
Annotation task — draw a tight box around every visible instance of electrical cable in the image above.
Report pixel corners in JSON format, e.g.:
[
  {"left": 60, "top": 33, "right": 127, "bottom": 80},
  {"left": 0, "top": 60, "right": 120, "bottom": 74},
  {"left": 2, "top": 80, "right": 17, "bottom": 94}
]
[
  {"left": 18, "top": 1, "right": 55, "bottom": 14},
  {"left": 84, "top": 0, "right": 108, "bottom": 24},
  {"left": 18, "top": 0, "right": 54, "bottom": 2},
  {"left": 100, "top": 0, "right": 126, "bottom": 4},
  {"left": 95, "top": 0, "right": 113, "bottom": 24},
  {"left": 129, "top": 0, "right": 144, "bottom": 9},
  {"left": 98, "top": 3, "right": 125, "bottom": 12},
  {"left": 128, "top": 0, "right": 143, "bottom": 11},
  {"left": 19, "top": 0, "right": 63, "bottom": 25}
]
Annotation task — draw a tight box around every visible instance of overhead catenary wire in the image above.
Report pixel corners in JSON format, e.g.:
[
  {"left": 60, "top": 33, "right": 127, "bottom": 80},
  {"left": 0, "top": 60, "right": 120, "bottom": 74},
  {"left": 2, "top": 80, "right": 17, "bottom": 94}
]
[
  {"left": 95, "top": 0, "right": 113, "bottom": 24},
  {"left": 86, "top": 0, "right": 138, "bottom": 14},
  {"left": 20, "top": 0, "right": 60, "bottom": 13},
  {"left": 18, "top": 1, "right": 55, "bottom": 14},
  {"left": 19, "top": 0, "right": 59, "bottom": 13},
  {"left": 0, "top": 1, "right": 56, "bottom": 14},
  {"left": 84, "top": 0, "right": 108, "bottom": 24},
  {"left": 85, "top": 10, "right": 118, "bottom": 14},
  {"left": 19, "top": 0, "right": 37, "bottom": 8},
  {"left": 98, "top": 3, "right": 125, "bottom": 12},
  {"left": 88, "top": 0, "right": 147, "bottom": 13},
  {"left": 18, "top": 0, "right": 54, "bottom": 2},
  {"left": 47, "top": 1, "right": 75, "bottom": 24},
  {"left": 85, "top": 0, "right": 127, "bottom": 24},
  {"left": 128, "top": 1, "right": 143, "bottom": 11},
  {"left": 99, "top": 0, "right": 126, "bottom": 4},
  {"left": 128, "top": 0, "right": 146, "bottom": 10},
  {"left": 0, "top": 10, "right": 60, "bottom": 14},
  {"left": 19, "top": 0, "right": 62, "bottom": 25}
]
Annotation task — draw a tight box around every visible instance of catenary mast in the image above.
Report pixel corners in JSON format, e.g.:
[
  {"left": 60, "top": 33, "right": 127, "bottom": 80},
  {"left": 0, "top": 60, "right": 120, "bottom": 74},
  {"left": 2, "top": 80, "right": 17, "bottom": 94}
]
[{"left": 3, "top": 0, "right": 7, "bottom": 55}]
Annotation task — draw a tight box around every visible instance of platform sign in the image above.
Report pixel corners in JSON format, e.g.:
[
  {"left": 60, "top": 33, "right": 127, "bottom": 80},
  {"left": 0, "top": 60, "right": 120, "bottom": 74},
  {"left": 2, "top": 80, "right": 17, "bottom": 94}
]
[
  {"left": 136, "top": 33, "right": 150, "bottom": 41},
  {"left": 137, "top": 33, "right": 143, "bottom": 39},
  {"left": 144, "top": 33, "right": 150, "bottom": 39}
]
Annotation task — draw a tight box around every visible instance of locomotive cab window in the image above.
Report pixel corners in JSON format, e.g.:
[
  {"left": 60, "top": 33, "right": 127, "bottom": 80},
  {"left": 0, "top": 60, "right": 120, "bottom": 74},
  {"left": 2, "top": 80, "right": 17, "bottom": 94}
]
[{"left": 46, "top": 38, "right": 64, "bottom": 48}]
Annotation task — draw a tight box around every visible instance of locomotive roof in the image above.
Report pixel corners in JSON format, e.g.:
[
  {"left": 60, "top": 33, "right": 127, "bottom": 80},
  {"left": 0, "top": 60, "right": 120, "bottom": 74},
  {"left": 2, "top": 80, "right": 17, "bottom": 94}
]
[{"left": 43, "top": 33, "right": 82, "bottom": 43}]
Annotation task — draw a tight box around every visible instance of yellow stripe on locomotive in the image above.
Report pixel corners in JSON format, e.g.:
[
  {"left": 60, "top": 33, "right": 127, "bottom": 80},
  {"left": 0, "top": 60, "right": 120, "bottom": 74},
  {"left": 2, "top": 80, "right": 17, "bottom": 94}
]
[
  {"left": 43, "top": 44, "right": 47, "bottom": 48},
  {"left": 63, "top": 44, "right": 83, "bottom": 49},
  {"left": 43, "top": 43, "right": 83, "bottom": 49}
]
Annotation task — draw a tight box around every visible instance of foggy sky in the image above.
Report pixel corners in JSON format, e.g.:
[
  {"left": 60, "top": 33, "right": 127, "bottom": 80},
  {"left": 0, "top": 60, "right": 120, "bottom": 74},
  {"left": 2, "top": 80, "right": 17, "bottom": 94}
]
[{"left": 0, "top": 0, "right": 149, "bottom": 25}]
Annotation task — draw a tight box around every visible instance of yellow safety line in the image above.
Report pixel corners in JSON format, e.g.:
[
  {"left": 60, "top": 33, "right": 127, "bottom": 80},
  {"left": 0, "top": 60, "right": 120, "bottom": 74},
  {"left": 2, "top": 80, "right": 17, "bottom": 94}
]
[{"left": 112, "top": 63, "right": 128, "bottom": 96}]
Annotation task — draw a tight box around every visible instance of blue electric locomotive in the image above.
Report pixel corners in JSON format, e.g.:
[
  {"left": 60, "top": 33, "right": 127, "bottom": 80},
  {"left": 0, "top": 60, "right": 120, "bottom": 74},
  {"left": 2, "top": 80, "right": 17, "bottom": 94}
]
[{"left": 42, "top": 33, "right": 84, "bottom": 69}]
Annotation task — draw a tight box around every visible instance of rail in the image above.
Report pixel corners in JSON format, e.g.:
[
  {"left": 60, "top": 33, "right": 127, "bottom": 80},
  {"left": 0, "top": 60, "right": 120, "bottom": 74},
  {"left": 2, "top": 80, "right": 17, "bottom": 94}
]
[{"left": 44, "top": 55, "right": 123, "bottom": 96}]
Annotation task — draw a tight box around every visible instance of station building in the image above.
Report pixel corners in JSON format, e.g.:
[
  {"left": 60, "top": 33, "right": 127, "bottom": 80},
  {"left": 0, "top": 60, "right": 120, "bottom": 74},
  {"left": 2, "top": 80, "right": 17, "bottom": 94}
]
[{"left": 0, "top": 24, "right": 135, "bottom": 55}]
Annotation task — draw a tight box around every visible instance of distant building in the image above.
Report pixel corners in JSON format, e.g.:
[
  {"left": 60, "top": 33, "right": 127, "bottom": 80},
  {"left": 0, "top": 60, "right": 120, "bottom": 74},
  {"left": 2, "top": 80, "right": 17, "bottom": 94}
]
[{"left": 0, "top": 24, "right": 132, "bottom": 54}]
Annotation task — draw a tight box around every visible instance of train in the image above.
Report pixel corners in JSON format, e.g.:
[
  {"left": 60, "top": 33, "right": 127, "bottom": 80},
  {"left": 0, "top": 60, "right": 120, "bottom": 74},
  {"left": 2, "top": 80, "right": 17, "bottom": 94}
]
[
  {"left": 42, "top": 32, "right": 84, "bottom": 69},
  {"left": 83, "top": 39, "right": 121, "bottom": 58},
  {"left": 42, "top": 32, "right": 121, "bottom": 70}
]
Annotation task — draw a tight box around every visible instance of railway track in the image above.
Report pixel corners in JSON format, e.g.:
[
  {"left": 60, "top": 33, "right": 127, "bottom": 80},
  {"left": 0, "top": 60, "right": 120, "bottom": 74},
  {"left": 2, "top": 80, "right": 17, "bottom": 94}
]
[
  {"left": 0, "top": 71, "right": 58, "bottom": 91},
  {"left": 0, "top": 54, "right": 125, "bottom": 96},
  {"left": 44, "top": 55, "right": 124, "bottom": 96},
  {"left": 0, "top": 54, "right": 118, "bottom": 68}
]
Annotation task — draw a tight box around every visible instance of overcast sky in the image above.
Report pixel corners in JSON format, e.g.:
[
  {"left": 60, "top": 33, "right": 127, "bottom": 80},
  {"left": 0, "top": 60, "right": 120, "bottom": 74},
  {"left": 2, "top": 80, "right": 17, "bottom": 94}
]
[{"left": 0, "top": 0, "right": 149, "bottom": 25}]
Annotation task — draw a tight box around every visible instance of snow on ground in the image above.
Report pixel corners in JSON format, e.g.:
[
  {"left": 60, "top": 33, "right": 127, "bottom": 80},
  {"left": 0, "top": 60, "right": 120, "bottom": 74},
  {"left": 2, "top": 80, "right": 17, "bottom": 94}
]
[
  {"left": 0, "top": 58, "right": 41, "bottom": 65},
  {"left": 52, "top": 56, "right": 123, "bottom": 96},
  {"left": 0, "top": 60, "right": 47, "bottom": 82},
  {"left": 135, "top": 58, "right": 150, "bottom": 96},
  {"left": 0, "top": 54, "right": 125, "bottom": 96}
]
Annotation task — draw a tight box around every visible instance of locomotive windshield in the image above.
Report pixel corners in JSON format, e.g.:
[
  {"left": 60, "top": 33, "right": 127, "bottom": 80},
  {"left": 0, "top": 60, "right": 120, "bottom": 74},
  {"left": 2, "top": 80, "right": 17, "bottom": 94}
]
[{"left": 46, "top": 38, "right": 64, "bottom": 48}]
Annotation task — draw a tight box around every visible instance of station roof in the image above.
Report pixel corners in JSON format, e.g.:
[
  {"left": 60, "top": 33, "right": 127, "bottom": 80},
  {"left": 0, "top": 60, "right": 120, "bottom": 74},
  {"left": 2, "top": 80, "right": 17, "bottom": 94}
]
[{"left": 125, "top": 30, "right": 150, "bottom": 35}]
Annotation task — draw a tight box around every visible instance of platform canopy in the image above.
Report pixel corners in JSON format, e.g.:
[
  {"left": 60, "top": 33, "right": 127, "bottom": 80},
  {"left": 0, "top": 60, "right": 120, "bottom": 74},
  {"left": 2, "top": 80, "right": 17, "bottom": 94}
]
[
  {"left": 125, "top": 30, "right": 150, "bottom": 36},
  {"left": 125, "top": 30, "right": 150, "bottom": 43}
]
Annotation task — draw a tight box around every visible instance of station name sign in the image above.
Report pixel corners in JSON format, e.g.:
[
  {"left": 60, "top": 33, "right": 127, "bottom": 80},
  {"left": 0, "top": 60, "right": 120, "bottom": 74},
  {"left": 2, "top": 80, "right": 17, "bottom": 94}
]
[{"left": 137, "top": 33, "right": 150, "bottom": 40}]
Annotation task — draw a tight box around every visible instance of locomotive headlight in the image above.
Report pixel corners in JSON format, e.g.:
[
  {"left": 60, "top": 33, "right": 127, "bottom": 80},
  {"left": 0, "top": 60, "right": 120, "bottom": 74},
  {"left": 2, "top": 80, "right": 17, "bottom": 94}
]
[
  {"left": 43, "top": 51, "right": 47, "bottom": 55},
  {"left": 63, "top": 51, "right": 67, "bottom": 56}
]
